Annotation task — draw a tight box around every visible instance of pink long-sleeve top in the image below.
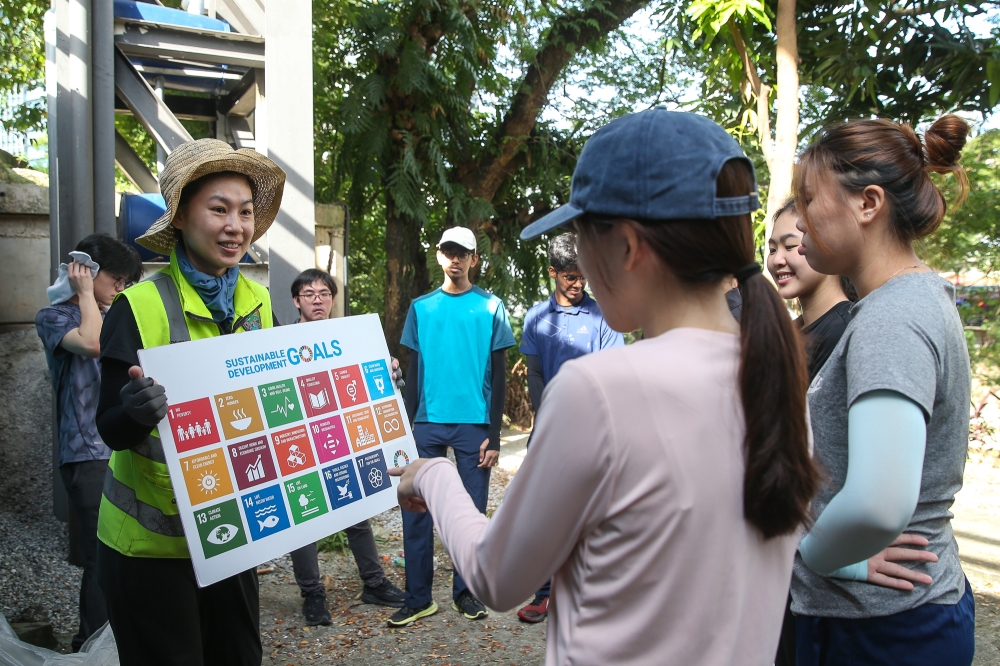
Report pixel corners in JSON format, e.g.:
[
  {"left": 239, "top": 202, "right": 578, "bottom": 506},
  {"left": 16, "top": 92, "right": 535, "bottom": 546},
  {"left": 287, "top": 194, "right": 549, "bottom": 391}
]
[{"left": 412, "top": 328, "right": 799, "bottom": 665}]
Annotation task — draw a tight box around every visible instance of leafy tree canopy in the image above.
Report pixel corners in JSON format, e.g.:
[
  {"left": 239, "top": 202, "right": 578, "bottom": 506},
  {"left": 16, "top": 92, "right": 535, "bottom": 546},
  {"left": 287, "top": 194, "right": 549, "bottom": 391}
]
[{"left": 0, "top": 1, "right": 46, "bottom": 135}]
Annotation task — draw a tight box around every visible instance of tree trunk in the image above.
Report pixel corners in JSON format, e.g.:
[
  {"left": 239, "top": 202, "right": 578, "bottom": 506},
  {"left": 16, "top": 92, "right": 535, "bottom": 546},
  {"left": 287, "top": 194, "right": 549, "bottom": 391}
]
[
  {"left": 456, "top": 0, "right": 651, "bottom": 237},
  {"left": 766, "top": 0, "right": 800, "bottom": 238},
  {"left": 383, "top": 196, "right": 430, "bottom": 370}
]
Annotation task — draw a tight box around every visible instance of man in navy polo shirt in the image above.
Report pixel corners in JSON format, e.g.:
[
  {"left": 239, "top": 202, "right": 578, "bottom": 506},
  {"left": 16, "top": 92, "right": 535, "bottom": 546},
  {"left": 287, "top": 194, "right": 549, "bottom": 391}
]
[{"left": 516, "top": 232, "right": 624, "bottom": 623}]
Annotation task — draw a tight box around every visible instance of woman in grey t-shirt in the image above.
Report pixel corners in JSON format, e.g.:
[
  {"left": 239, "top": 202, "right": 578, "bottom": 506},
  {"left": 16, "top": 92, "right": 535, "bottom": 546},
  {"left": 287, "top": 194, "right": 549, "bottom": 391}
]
[{"left": 790, "top": 115, "right": 974, "bottom": 665}]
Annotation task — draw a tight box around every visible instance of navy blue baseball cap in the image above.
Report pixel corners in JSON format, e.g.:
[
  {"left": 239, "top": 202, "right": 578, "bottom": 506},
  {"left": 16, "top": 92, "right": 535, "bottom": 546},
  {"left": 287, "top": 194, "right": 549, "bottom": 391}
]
[{"left": 520, "top": 108, "right": 760, "bottom": 240}]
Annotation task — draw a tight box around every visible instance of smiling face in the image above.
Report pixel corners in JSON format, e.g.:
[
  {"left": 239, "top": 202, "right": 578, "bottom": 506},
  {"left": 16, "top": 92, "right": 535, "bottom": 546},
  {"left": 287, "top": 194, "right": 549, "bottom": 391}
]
[
  {"left": 796, "top": 168, "right": 867, "bottom": 277},
  {"left": 548, "top": 265, "right": 586, "bottom": 306},
  {"left": 767, "top": 209, "right": 828, "bottom": 300},
  {"left": 171, "top": 173, "right": 255, "bottom": 277}
]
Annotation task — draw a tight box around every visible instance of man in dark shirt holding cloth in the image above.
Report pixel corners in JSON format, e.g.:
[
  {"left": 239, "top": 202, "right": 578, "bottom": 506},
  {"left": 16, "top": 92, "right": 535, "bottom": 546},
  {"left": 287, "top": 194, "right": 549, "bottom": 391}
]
[{"left": 35, "top": 233, "right": 142, "bottom": 650}]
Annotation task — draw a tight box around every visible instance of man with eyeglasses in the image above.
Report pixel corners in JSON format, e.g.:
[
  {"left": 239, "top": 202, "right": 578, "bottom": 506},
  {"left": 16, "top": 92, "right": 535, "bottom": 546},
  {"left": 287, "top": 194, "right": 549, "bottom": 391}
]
[
  {"left": 515, "top": 232, "right": 624, "bottom": 624},
  {"left": 35, "top": 233, "right": 143, "bottom": 651},
  {"left": 286, "top": 269, "right": 406, "bottom": 626}
]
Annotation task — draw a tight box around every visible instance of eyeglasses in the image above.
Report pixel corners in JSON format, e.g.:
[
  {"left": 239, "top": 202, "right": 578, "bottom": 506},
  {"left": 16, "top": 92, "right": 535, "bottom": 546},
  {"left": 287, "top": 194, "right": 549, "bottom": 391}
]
[
  {"left": 558, "top": 273, "right": 586, "bottom": 285},
  {"left": 112, "top": 275, "right": 133, "bottom": 290},
  {"left": 441, "top": 248, "right": 474, "bottom": 260},
  {"left": 298, "top": 290, "right": 333, "bottom": 301}
]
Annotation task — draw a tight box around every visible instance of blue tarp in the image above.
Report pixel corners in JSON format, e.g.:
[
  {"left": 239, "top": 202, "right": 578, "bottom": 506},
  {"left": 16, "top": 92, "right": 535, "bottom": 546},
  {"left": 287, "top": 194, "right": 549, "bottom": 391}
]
[{"left": 113, "top": 1, "right": 231, "bottom": 32}]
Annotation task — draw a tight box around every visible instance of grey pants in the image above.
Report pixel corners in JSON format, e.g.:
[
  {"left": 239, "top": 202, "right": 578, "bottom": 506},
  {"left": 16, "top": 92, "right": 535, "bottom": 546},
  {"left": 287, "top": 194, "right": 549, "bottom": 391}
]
[
  {"left": 60, "top": 460, "right": 110, "bottom": 650},
  {"left": 290, "top": 519, "right": 385, "bottom": 597}
]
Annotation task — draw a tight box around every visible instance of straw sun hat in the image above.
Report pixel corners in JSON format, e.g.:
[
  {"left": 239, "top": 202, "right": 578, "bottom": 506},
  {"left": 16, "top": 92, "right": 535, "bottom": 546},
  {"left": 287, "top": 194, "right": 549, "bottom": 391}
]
[{"left": 136, "top": 138, "right": 286, "bottom": 255}]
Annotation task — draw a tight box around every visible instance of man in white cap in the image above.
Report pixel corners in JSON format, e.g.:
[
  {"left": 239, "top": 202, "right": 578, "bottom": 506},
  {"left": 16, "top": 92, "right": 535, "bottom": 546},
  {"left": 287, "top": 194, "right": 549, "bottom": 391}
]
[{"left": 388, "top": 226, "right": 515, "bottom": 627}]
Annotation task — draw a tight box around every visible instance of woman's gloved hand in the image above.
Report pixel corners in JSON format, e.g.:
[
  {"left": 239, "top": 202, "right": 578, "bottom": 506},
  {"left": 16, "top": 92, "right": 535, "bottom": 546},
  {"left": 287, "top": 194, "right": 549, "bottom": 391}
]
[
  {"left": 391, "top": 356, "right": 405, "bottom": 390},
  {"left": 120, "top": 366, "right": 168, "bottom": 426}
]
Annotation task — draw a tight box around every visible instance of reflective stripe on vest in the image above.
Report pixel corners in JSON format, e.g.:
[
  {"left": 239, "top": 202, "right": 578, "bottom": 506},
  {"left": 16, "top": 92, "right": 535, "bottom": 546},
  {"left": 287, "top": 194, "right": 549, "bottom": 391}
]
[
  {"left": 102, "top": 469, "right": 184, "bottom": 538},
  {"left": 149, "top": 272, "right": 192, "bottom": 344},
  {"left": 131, "top": 435, "right": 166, "bottom": 464},
  {"left": 98, "top": 272, "right": 186, "bottom": 541},
  {"left": 98, "top": 252, "right": 273, "bottom": 558}
]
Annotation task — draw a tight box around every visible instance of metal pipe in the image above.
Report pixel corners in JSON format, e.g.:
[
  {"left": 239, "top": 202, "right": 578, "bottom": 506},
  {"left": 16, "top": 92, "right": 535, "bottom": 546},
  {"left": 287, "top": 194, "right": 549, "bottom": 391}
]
[
  {"left": 154, "top": 76, "right": 166, "bottom": 174},
  {"left": 92, "top": 0, "right": 116, "bottom": 235},
  {"left": 45, "top": 8, "right": 59, "bottom": 283},
  {"left": 343, "top": 204, "right": 349, "bottom": 317},
  {"left": 68, "top": 0, "right": 96, "bottom": 248}
]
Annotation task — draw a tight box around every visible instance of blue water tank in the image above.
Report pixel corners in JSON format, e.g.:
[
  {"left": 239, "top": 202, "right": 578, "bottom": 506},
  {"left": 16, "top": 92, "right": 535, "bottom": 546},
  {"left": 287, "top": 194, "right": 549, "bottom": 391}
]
[{"left": 119, "top": 193, "right": 170, "bottom": 262}]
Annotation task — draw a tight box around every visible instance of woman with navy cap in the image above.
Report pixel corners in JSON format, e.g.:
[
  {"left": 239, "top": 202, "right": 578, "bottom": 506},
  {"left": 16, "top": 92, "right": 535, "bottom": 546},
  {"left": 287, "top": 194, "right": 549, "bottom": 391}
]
[{"left": 390, "top": 109, "right": 818, "bottom": 665}]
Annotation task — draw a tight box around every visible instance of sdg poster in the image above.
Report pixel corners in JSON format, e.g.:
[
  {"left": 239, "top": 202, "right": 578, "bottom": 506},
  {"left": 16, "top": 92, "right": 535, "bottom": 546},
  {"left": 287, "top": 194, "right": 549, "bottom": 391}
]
[{"left": 138, "top": 314, "right": 417, "bottom": 587}]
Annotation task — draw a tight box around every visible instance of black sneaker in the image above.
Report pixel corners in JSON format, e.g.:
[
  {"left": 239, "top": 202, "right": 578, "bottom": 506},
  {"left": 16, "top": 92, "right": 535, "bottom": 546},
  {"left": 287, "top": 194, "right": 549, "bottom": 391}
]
[
  {"left": 360, "top": 578, "right": 406, "bottom": 607},
  {"left": 452, "top": 590, "right": 488, "bottom": 620},
  {"left": 302, "top": 591, "right": 332, "bottom": 626},
  {"left": 387, "top": 601, "right": 438, "bottom": 627}
]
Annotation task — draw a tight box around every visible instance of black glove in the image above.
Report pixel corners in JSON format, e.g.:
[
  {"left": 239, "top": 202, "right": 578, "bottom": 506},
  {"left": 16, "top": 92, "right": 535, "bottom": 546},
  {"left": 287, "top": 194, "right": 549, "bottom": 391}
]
[
  {"left": 120, "top": 375, "right": 168, "bottom": 427},
  {"left": 390, "top": 356, "right": 405, "bottom": 390}
]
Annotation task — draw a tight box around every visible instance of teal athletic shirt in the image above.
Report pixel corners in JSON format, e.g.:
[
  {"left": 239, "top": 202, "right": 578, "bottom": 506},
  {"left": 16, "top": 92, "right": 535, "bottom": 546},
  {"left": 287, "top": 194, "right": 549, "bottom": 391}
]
[{"left": 400, "top": 286, "right": 516, "bottom": 425}]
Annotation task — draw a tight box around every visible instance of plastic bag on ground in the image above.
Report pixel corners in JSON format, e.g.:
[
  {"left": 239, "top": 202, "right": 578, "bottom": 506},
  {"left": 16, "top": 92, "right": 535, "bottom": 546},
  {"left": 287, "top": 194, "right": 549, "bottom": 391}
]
[{"left": 0, "top": 616, "right": 118, "bottom": 666}]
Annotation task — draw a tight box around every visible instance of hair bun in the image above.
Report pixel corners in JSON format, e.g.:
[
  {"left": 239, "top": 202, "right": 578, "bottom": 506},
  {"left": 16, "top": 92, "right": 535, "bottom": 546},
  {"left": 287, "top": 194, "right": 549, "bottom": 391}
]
[{"left": 924, "top": 114, "right": 969, "bottom": 171}]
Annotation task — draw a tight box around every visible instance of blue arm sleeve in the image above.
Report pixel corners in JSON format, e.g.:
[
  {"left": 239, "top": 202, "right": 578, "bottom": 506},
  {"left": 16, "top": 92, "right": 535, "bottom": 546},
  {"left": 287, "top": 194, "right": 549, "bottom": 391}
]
[{"left": 798, "top": 389, "right": 926, "bottom": 576}]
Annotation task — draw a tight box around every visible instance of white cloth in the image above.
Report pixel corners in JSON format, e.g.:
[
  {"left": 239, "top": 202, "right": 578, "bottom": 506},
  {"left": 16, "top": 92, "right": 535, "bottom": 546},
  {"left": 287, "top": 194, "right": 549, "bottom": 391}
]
[{"left": 46, "top": 251, "right": 100, "bottom": 305}]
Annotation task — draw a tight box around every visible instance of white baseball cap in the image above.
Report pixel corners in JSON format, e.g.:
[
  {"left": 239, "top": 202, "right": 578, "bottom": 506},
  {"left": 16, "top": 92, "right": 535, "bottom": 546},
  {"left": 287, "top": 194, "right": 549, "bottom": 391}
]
[{"left": 437, "top": 226, "right": 478, "bottom": 252}]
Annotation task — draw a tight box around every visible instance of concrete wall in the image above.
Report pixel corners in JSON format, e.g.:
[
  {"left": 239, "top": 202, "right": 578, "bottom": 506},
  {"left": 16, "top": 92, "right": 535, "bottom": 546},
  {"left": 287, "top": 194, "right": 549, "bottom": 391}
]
[
  {"left": 315, "top": 203, "right": 346, "bottom": 319},
  {"left": 0, "top": 329, "right": 53, "bottom": 512},
  {"left": 0, "top": 183, "right": 51, "bottom": 328}
]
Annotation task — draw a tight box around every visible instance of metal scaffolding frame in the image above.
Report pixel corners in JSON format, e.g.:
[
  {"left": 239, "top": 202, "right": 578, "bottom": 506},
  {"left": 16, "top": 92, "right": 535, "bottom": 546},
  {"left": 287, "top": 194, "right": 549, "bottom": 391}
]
[
  {"left": 46, "top": 0, "right": 317, "bottom": 518},
  {"left": 48, "top": 0, "right": 315, "bottom": 317}
]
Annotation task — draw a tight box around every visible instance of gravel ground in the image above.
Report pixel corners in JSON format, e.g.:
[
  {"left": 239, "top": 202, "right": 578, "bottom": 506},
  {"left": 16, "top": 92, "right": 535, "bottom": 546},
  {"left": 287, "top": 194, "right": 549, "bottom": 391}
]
[
  {"left": 258, "top": 466, "right": 547, "bottom": 666},
  {"left": 0, "top": 329, "right": 81, "bottom": 636}
]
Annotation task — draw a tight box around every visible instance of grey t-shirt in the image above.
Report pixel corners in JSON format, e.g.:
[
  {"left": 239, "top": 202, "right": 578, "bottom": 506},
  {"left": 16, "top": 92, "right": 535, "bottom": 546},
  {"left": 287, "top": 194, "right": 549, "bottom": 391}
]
[{"left": 791, "top": 272, "right": 971, "bottom": 618}]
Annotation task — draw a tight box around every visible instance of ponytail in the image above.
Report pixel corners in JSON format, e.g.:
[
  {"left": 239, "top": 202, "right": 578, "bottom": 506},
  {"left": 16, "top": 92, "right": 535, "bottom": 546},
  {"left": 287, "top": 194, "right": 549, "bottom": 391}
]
[
  {"left": 737, "top": 270, "right": 817, "bottom": 538},
  {"left": 577, "top": 159, "right": 819, "bottom": 539}
]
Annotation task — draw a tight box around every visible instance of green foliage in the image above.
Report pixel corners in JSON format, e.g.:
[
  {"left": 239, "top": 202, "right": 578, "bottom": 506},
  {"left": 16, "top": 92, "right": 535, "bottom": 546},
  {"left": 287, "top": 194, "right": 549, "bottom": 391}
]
[
  {"left": 662, "top": 0, "right": 1000, "bottom": 146},
  {"left": 687, "top": 0, "right": 771, "bottom": 43},
  {"left": 0, "top": 1, "right": 47, "bottom": 134},
  {"left": 313, "top": 0, "right": 660, "bottom": 319},
  {"left": 919, "top": 129, "right": 1000, "bottom": 385},
  {"left": 795, "top": 1, "right": 1000, "bottom": 126},
  {"left": 316, "top": 531, "right": 350, "bottom": 553},
  {"left": 921, "top": 129, "right": 1000, "bottom": 274}
]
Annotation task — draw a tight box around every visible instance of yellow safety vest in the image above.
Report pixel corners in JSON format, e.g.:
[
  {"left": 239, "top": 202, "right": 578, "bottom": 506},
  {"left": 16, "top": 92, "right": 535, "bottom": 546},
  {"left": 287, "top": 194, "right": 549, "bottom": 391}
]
[{"left": 97, "top": 250, "right": 273, "bottom": 558}]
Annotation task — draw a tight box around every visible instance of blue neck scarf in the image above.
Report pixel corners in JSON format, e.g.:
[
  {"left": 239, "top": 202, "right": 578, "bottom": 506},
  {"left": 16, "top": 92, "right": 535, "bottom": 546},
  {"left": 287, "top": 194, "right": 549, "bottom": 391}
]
[{"left": 175, "top": 243, "right": 239, "bottom": 330}]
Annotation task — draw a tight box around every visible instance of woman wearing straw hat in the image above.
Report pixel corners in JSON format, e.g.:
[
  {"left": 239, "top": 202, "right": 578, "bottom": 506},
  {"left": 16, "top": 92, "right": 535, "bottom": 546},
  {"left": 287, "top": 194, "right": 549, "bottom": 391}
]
[{"left": 94, "top": 138, "right": 284, "bottom": 666}]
